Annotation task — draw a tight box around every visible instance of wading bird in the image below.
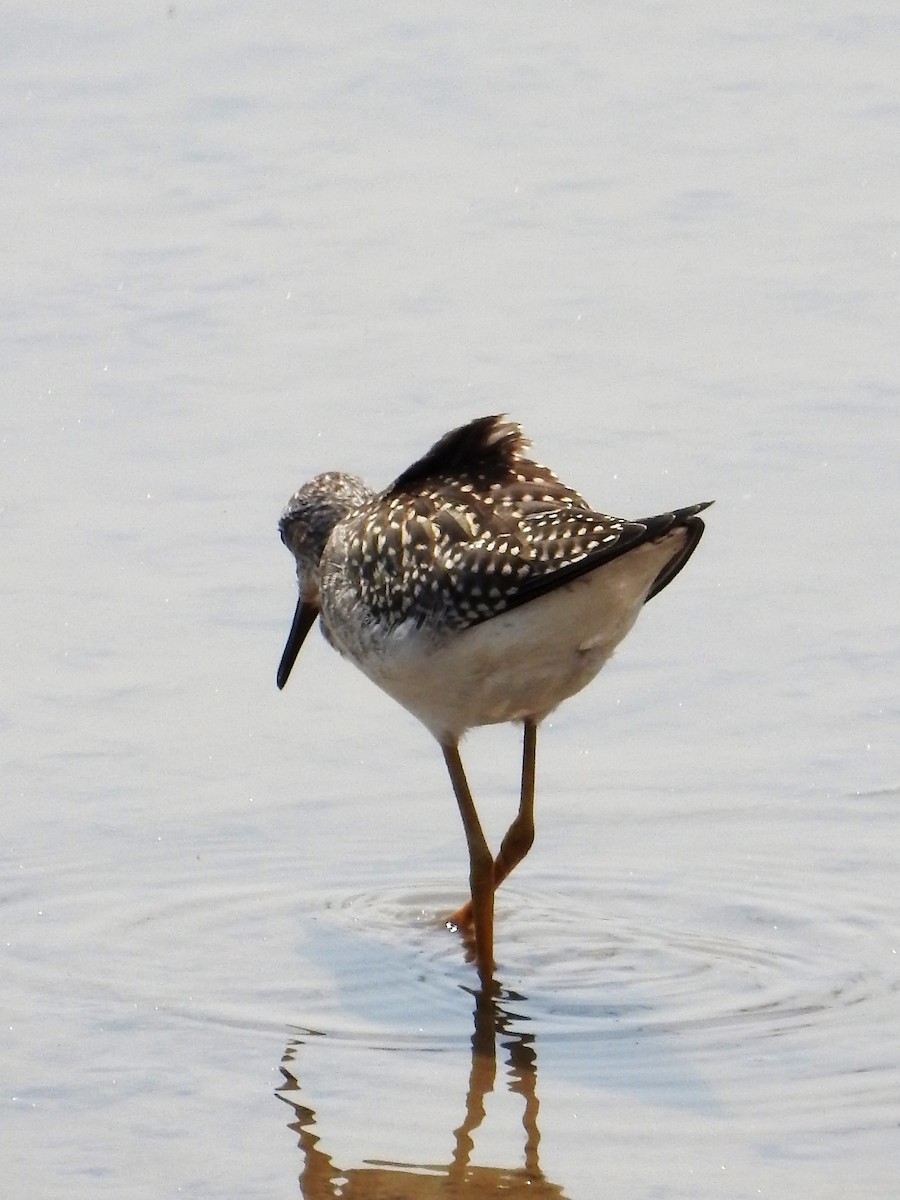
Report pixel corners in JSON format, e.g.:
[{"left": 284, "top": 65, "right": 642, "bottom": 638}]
[{"left": 277, "top": 415, "right": 710, "bottom": 983}]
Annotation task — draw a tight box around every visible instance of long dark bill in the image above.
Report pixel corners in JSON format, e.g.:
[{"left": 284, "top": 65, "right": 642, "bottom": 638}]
[{"left": 276, "top": 599, "right": 319, "bottom": 690}]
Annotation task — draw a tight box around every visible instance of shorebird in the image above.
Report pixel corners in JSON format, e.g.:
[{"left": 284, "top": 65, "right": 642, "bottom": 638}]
[{"left": 277, "top": 415, "right": 711, "bottom": 982}]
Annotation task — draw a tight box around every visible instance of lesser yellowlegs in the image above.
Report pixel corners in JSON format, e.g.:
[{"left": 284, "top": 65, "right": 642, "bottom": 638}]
[{"left": 277, "top": 415, "right": 711, "bottom": 982}]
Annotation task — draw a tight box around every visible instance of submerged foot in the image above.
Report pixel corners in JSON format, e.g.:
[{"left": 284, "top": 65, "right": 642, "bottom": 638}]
[
  {"left": 447, "top": 906, "right": 477, "bottom": 963},
  {"left": 446, "top": 899, "right": 474, "bottom": 933}
]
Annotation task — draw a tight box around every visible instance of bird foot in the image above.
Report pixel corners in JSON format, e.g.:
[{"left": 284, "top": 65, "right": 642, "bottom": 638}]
[
  {"left": 445, "top": 905, "right": 478, "bottom": 963},
  {"left": 445, "top": 901, "right": 474, "bottom": 932}
]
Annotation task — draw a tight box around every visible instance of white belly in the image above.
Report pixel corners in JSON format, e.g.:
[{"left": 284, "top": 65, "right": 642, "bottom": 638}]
[{"left": 333, "top": 535, "right": 687, "bottom": 743}]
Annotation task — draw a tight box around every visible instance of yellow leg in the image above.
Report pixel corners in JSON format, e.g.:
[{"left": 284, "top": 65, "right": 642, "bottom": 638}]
[
  {"left": 447, "top": 720, "right": 537, "bottom": 932},
  {"left": 442, "top": 742, "right": 495, "bottom": 982}
]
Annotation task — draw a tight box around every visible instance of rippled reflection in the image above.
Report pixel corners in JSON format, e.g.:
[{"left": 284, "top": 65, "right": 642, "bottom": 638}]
[{"left": 277, "top": 986, "right": 569, "bottom": 1198}]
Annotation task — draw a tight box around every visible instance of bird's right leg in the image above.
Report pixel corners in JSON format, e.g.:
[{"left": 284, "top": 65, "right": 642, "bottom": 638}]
[
  {"left": 447, "top": 720, "right": 537, "bottom": 932},
  {"left": 442, "top": 742, "right": 495, "bottom": 982}
]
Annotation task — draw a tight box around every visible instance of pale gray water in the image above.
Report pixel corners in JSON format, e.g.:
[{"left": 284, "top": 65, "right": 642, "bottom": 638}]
[{"left": 2, "top": 3, "right": 899, "bottom": 1198}]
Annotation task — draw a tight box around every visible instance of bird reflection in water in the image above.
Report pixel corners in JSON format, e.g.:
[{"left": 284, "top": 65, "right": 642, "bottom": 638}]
[{"left": 276, "top": 986, "right": 569, "bottom": 1199}]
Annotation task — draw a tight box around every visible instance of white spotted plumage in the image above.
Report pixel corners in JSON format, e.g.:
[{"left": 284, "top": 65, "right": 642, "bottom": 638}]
[{"left": 278, "top": 414, "right": 710, "bottom": 742}]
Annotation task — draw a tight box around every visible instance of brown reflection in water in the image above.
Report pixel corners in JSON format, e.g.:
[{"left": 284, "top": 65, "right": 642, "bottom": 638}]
[{"left": 276, "top": 988, "right": 569, "bottom": 1198}]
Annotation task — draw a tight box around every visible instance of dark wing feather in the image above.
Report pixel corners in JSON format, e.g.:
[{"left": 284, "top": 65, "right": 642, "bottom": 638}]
[
  {"left": 344, "top": 495, "right": 709, "bottom": 634},
  {"left": 415, "top": 500, "right": 712, "bottom": 631},
  {"left": 499, "top": 501, "right": 712, "bottom": 615},
  {"left": 351, "top": 413, "right": 712, "bottom": 633},
  {"left": 388, "top": 415, "right": 528, "bottom": 494},
  {"left": 643, "top": 505, "right": 710, "bottom": 601},
  {"left": 387, "top": 414, "right": 589, "bottom": 510}
]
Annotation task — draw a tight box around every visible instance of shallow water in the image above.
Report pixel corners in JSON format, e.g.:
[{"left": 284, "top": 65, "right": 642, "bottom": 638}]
[{"left": 3, "top": 3, "right": 899, "bottom": 1198}]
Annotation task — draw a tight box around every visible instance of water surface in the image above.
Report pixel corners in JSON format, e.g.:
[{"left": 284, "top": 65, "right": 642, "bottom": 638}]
[{"left": 2, "top": 3, "right": 898, "bottom": 1198}]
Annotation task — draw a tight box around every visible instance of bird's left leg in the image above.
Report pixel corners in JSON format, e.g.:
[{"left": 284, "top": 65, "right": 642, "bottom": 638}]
[{"left": 447, "top": 720, "right": 537, "bottom": 931}]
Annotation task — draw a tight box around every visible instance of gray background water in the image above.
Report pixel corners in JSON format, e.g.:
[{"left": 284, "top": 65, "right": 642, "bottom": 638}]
[{"left": 3, "top": 3, "right": 898, "bottom": 1197}]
